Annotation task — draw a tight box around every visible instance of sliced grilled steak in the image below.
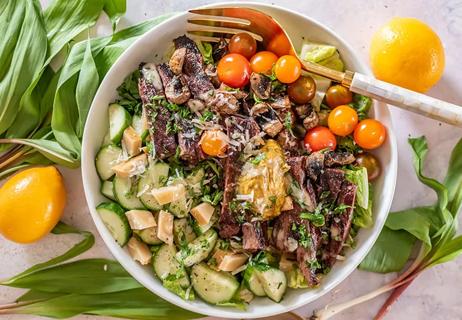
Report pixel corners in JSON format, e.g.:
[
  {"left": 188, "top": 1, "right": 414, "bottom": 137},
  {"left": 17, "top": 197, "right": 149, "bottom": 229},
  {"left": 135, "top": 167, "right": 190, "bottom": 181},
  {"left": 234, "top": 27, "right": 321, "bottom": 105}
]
[
  {"left": 272, "top": 204, "right": 321, "bottom": 286},
  {"left": 305, "top": 152, "right": 324, "bottom": 181},
  {"left": 169, "top": 47, "right": 186, "bottom": 75},
  {"left": 324, "top": 181, "right": 356, "bottom": 267},
  {"left": 250, "top": 73, "right": 271, "bottom": 100},
  {"left": 174, "top": 35, "right": 215, "bottom": 99},
  {"left": 177, "top": 118, "right": 203, "bottom": 165},
  {"left": 219, "top": 116, "right": 260, "bottom": 238},
  {"left": 287, "top": 156, "right": 317, "bottom": 211},
  {"left": 212, "top": 38, "right": 228, "bottom": 62},
  {"left": 157, "top": 63, "right": 190, "bottom": 104},
  {"left": 324, "top": 151, "right": 356, "bottom": 167},
  {"left": 318, "top": 168, "right": 345, "bottom": 201},
  {"left": 242, "top": 221, "right": 267, "bottom": 252},
  {"left": 138, "top": 63, "right": 177, "bottom": 159}
]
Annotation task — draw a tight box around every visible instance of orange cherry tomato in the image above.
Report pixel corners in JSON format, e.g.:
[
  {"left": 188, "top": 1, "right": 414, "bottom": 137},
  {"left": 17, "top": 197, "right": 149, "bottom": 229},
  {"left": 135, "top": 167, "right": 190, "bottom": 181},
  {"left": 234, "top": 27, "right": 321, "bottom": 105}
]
[
  {"left": 328, "top": 105, "right": 359, "bottom": 136},
  {"left": 274, "top": 55, "right": 301, "bottom": 84},
  {"left": 217, "top": 53, "right": 251, "bottom": 88},
  {"left": 228, "top": 33, "right": 257, "bottom": 59},
  {"left": 325, "top": 85, "right": 353, "bottom": 108},
  {"left": 304, "top": 126, "right": 337, "bottom": 152},
  {"left": 267, "top": 32, "right": 291, "bottom": 57},
  {"left": 354, "top": 119, "right": 387, "bottom": 149},
  {"left": 200, "top": 130, "right": 229, "bottom": 157},
  {"left": 250, "top": 51, "right": 278, "bottom": 74}
]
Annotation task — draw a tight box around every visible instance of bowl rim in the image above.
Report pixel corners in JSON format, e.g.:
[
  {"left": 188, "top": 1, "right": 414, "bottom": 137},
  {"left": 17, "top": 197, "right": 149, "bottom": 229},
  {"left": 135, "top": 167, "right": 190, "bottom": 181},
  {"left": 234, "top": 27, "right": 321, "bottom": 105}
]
[{"left": 82, "top": 2, "right": 398, "bottom": 318}]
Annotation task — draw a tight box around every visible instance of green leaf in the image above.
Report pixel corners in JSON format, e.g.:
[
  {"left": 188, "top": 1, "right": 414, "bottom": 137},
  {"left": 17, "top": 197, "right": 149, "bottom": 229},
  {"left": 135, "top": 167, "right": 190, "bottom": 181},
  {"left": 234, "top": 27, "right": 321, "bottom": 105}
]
[
  {"left": 426, "top": 235, "right": 462, "bottom": 268},
  {"left": 2, "top": 222, "right": 94, "bottom": 285},
  {"left": 11, "top": 288, "right": 201, "bottom": 320},
  {"left": 17, "top": 290, "right": 64, "bottom": 303},
  {"left": 75, "top": 39, "right": 99, "bottom": 137},
  {"left": 349, "top": 94, "right": 372, "bottom": 120},
  {"left": 6, "top": 259, "right": 141, "bottom": 294},
  {"left": 0, "top": 0, "right": 47, "bottom": 135},
  {"left": 443, "top": 138, "right": 462, "bottom": 215},
  {"left": 359, "top": 227, "right": 416, "bottom": 273},
  {"left": 104, "top": 0, "right": 126, "bottom": 30}
]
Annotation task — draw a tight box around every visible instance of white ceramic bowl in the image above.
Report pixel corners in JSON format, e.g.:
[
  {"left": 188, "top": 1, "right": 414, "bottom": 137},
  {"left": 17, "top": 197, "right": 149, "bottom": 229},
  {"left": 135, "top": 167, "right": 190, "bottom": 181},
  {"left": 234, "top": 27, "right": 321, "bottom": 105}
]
[{"left": 82, "top": 2, "right": 398, "bottom": 318}]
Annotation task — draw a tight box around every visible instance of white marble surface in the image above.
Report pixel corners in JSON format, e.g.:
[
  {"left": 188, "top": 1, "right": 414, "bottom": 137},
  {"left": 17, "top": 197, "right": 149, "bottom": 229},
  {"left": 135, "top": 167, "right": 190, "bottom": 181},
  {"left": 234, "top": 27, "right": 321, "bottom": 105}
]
[{"left": 1, "top": 0, "right": 462, "bottom": 319}]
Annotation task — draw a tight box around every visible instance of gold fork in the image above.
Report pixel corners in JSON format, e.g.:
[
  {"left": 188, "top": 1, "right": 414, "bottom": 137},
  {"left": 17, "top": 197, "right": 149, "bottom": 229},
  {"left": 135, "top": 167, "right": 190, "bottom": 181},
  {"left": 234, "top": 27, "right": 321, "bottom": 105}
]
[{"left": 188, "top": 7, "right": 462, "bottom": 127}]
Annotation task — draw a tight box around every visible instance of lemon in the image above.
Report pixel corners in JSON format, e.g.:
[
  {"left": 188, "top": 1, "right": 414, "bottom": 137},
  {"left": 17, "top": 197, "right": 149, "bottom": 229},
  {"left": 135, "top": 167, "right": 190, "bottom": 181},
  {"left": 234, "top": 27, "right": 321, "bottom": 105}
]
[
  {"left": 370, "top": 17, "right": 445, "bottom": 93},
  {"left": 0, "top": 166, "right": 66, "bottom": 244}
]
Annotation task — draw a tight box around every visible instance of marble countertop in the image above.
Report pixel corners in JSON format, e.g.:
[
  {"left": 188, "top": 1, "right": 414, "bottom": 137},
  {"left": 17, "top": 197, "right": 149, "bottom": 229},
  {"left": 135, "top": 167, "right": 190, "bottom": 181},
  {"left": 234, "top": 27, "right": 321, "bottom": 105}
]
[{"left": 1, "top": 0, "right": 462, "bottom": 319}]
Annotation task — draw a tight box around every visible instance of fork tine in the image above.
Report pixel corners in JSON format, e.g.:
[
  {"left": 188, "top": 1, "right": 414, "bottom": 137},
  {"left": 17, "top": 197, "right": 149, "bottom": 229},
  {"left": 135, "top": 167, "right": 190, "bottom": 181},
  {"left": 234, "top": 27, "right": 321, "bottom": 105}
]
[
  {"left": 187, "top": 34, "right": 222, "bottom": 43},
  {"left": 187, "top": 24, "right": 263, "bottom": 41}
]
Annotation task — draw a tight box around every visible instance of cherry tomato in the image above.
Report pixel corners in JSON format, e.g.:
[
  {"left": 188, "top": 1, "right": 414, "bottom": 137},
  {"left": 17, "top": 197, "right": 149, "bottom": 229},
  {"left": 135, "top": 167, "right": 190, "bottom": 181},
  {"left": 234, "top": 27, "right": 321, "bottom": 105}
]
[
  {"left": 356, "top": 153, "right": 381, "bottom": 181},
  {"left": 228, "top": 33, "right": 257, "bottom": 60},
  {"left": 328, "top": 105, "right": 359, "bottom": 136},
  {"left": 217, "top": 53, "right": 251, "bottom": 88},
  {"left": 326, "top": 85, "right": 353, "bottom": 108},
  {"left": 287, "top": 75, "right": 316, "bottom": 104},
  {"left": 274, "top": 55, "right": 301, "bottom": 84},
  {"left": 267, "top": 32, "right": 291, "bottom": 57},
  {"left": 250, "top": 51, "right": 278, "bottom": 74},
  {"left": 200, "top": 130, "right": 228, "bottom": 157},
  {"left": 354, "top": 119, "right": 386, "bottom": 149},
  {"left": 304, "top": 126, "right": 337, "bottom": 152}
]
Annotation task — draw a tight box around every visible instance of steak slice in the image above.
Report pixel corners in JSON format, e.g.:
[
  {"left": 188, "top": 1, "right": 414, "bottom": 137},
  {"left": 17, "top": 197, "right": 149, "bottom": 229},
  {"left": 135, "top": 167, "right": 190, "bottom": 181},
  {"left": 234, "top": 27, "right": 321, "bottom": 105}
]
[
  {"left": 174, "top": 35, "right": 214, "bottom": 99},
  {"left": 287, "top": 156, "right": 317, "bottom": 211},
  {"left": 324, "top": 151, "right": 356, "bottom": 167},
  {"left": 156, "top": 63, "right": 190, "bottom": 105},
  {"left": 318, "top": 168, "right": 345, "bottom": 201},
  {"left": 323, "top": 181, "right": 357, "bottom": 267},
  {"left": 242, "top": 221, "right": 267, "bottom": 252},
  {"left": 219, "top": 116, "right": 260, "bottom": 238},
  {"left": 272, "top": 204, "right": 321, "bottom": 286},
  {"left": 305, "top": 152, "right": 325, "bottom": 181},
  {"left": 138, "top": 63, "right": 177, "bottom": 159},
  {"left": 177, "top": 118, "right": 203, "bottom": 165}
]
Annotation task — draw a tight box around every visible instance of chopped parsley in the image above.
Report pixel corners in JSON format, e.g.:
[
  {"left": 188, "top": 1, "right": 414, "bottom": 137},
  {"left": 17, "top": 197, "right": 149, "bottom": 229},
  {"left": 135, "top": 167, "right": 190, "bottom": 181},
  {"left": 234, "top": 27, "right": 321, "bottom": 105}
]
[
  {"left": 292, "top": 223, "right": 311, "bottom": 248},
  {"left": 250, "top": 153, "right": 266, "bottom": 165},
  {"left": 116, "top": 70, "right": 142, "bottom": 115},
  {"left": 300, "top": 212, "right": 326, "bottom": 227}
]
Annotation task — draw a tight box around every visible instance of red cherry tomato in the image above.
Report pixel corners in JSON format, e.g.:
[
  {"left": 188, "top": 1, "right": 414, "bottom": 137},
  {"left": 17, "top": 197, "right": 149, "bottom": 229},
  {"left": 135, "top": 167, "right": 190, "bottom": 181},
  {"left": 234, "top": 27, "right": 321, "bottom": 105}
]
[
  {"left": 328, "top": 105, "right": 359, "bottom": 136},
  {"left": 304, "top": 126, "right": 337, "bottom": 152},
  {"left": 228, "top": 33, "right": 257, "bottom": 59},
  {"left": 250, "top": 51, "right": 278, "bottom": 74},
  {"left": 267, "top": 32, "right": 291, "bottom": 57},
  {"left": 354, "top": 119, "right": 387, "bottom": 149},
  {"left": 217, "top": 53, "right": 251, "bottom": 88},
  {"left": 274, "top": 55, "right": 301, "bottom": 84}
]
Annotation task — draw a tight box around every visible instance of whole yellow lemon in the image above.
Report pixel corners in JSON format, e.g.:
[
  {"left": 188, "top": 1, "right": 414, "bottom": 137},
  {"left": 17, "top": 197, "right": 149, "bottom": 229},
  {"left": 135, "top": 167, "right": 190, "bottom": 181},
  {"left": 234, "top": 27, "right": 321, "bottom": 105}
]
[
  {"left": 370, "top": 17, "right": 445, "bottom": 93},
  {"left": 0, "top": 166, "right": 66, "bottom": 244}
]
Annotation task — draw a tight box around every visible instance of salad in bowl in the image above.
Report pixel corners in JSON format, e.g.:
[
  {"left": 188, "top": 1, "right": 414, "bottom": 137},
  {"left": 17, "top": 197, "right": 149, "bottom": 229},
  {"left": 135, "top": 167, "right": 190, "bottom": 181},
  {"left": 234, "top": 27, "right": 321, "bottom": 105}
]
[{"left": 94, "top": 32, "right": 386, "bottom": 307}]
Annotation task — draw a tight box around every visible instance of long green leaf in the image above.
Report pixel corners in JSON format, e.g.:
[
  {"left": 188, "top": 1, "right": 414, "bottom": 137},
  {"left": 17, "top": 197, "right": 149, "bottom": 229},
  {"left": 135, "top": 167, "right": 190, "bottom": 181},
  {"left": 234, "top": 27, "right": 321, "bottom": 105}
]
[
  {"left": 426, "top": 235, "right": 462, "bottom": 268},
  {"left": 0, "top": 0, "right": 47, "bottom": 135},
  {"left": 104, "top": 0, "right": 126, "bottom": 30},
  {"left": 10, "top": 288, "right": 201, "bottom": 320},
  {"left": 443, "top": 138, "right": 462, "bottom": 215},
  {"left": 6, "top": 259, "right": 141, "bottom": 294},
  {"left": 76, "top": 39, "right": 99, "bottom": 138},
  {"left": 359, "top": 227, "right": 416, "bottom": 273},
  {"left": 2, "top": 222, "right": 94, "bottom": 284}
]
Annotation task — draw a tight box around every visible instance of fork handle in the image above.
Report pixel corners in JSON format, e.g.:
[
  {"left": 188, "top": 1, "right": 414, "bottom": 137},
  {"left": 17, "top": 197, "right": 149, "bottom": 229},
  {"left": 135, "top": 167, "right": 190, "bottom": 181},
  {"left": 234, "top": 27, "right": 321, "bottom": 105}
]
[{"left": 350, "top": 73, "right": 462, "bottom": 127}]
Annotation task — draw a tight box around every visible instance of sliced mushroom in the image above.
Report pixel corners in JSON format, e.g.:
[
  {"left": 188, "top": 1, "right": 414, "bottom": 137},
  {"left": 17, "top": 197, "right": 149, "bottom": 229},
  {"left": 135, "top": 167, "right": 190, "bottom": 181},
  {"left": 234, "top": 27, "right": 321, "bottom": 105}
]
[
  {"left": 212, "top": 38, "right": 228, "bottom": 62},
  {"left": 156, "top": 63, "right": 191, "bottom": 105},
  {"left": 270, "top": 95, "right": 291, "bottom": 110},
  {"left": 218, "top": 83, "right": 248, "bottom": 100},
  {"left": 205, "top": 64, "right": 221, "bottom": 88},
  {"left": 324, "top": 151, "right": 356, "bottom": 167},
  {"left": 294, "top": 104, "right": 310, "bottom": 118},
  {"left": 207, "top": 91, "right": 240, "bottom": 115},
  {"left": 262, "top": 119, "right": 284, "bottom": 137},
  {"left": 250, "top": 73, "right": 271, "bottom": 100},
  {"left": 250, "top": 102, "right": 270, "bottom": 117},
  {"left": 303, "top": 108, "right": 319, "bottom": 130},
  {"left": 186, "top": 99, "right": 205, "bottom": 112},
  {"left": 169, "top": 47, "right": 186, "bottom": 75}
]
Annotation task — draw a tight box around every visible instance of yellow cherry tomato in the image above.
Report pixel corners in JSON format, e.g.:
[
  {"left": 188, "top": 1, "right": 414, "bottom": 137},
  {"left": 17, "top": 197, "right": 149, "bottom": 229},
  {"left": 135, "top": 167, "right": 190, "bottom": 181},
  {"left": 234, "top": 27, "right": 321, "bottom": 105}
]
[
  {"left": 328, "top": 105, "right": 359, "bottom": 136},
  {"left": 250, "top": 51, "right": 278, "bottom": 74},
  {"left": 0, "top": 166, "right": 66, "bottom": 244},
  {"left": 354, "top": 119, "right": 387, "bottom": 149},
  {"left": 274, "top": 55, "right": 301, "bottom": 84},
  {"left": 200, "top": 130, "right": 229, "bottom": 157}
]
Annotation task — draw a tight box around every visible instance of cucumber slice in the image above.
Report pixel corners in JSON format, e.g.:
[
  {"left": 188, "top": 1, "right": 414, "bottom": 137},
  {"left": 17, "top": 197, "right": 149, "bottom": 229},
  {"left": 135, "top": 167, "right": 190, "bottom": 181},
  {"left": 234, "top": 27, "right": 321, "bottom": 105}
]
[
  {"left": 154, "top": 244, "right": 190, "bottom": 288},
  {"left": 96, "top": 202, "right": 131, "bottom": 246},
  {"left": 135, "top": 226, "right": 162, "bottom": 245},
  {"left": 168, "top": 178, "right": 190, "bottom": 218},
  {"left": 255, "top": 267, "right": 287, "bottom": 302},
  {"left": 132, "top": 114, "right": 149, "bottom": 141},
  {"left": 137, "top": 162, "right": 169, "bottom": 210},
  {"left": 173, "top": 218, "right": 196, "bottom": 247},
  {"left": 101, "top": 180, "right": 116, "bottom": 200},
  {"left": 109, "top": 103, "right": 131, "bottom": 144},
  {"left": 243, "top": 266, "right": 266, "bottom": 297},
  {"left": 102, "top": 132, "right": 112, "bottom": 146},
  {"left": 176, "top": 229, "right": 217, "bottom": 267},
  {"left": 185, "top": 168, "right": 205, "bottom": 197},
  {"left": 191, "top": 263, "right": 239, "bottom": 304},
  {"left": 113, "top": 175, "right": 144, "bottom": 210},
  {"left": 95, "top": 145, "right": 122, "bottom": 180}
]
